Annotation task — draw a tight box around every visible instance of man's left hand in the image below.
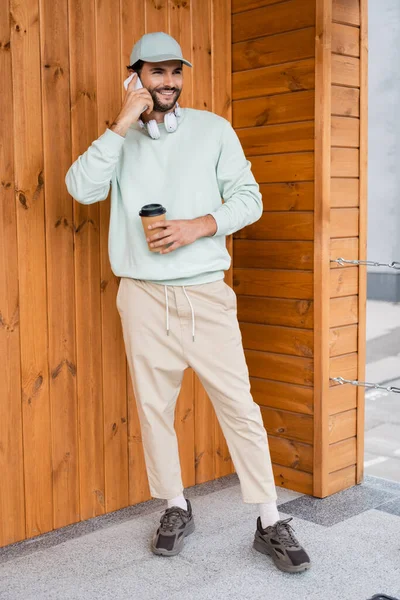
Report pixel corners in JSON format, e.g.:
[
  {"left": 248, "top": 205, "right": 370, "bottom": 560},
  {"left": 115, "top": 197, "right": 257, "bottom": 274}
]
[{"left": 146, "top": 216, "right": 217, "bottom": 254}]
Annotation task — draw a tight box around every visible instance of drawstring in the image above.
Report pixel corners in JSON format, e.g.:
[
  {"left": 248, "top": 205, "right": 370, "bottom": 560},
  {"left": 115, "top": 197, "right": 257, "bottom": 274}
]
[{"left": 164, "top": 285, "right": 196, "bottom": 342}]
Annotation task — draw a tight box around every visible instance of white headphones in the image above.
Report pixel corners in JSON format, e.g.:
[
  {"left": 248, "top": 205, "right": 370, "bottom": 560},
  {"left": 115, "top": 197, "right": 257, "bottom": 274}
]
[{"left": 138, "top": 102, "right": 182, "bottom": 140}]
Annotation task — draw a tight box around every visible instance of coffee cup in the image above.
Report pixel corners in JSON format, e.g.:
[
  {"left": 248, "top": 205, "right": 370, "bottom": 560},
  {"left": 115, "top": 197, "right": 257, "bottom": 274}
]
[{"left": 139, "top": 204, "right": 168, "bottom": 252}]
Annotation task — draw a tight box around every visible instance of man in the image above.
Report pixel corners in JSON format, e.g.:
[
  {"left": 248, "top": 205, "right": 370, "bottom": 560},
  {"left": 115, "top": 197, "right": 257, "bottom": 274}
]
[{"left": 65, "top": 31, "right": 311, "bottom": 573}]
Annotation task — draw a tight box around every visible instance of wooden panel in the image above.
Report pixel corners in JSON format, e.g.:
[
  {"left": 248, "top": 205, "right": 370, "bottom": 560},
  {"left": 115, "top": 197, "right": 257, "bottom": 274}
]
[
  {"left": 330, "top": 266, "right": 358, "bottom": 297},
  {"left": 331, "top": 178, "right": 359, "bottom": 207},
  {"left": 331, "top": 148, "right": 359, "bottom": 177},
  {"left": 250, "top": 377, "right": 313, "bottom": 415},
  {"left": 232, "top": 0, "right": 285, "bottom": 13},
  {"left": 247, "top": 351, "right": 314, "bottom": 386},
  {"left": 328, "top": 464, "right": 356, "bottom": 495},
  {"left": 333, "top": 0, "right": 360, "bottom": 27},
  {"left": 234, "top": 240, "right": 313, "bottom": 270},
  {"left": 328, "top": 437, "right": 356, "bottom": 472},
  {"left": 232, "top": 27, "right": 315, "bottom": 72},
  {"left": 328, "top": 409, "right": 357, "bottom": 443},
  {"left": 251, "top": 152, "right": 314, "bottom": 183},
  {"left": 332, "top": 22, "right": 360, "bottom": 57},
  {"left": 260, "top": 407, "right": 314, "bottom": 443},
  {"left": 329, "top": 324, "right": 358, "bottom": 356},
  {"left": 233, "top": 90, "right": 315, "bottom": 128},
  {"left": 237, "top": 294, "right": 313, "bottom": 328},
  {"left": 274, "top": 464, "right": 313, "bottom": 495},
  {"left": 232, "top": 0, "right": 316, "bottom": 43},
  {"left": 332, "top": 85, "right": 360, "bottom": 117},
  {"left": 237, "top": 122, "right": 314, "bottom": 156},
  {"left": 331, "top": 208, "right": 359, "bottom": 238},
  {"left": 332, "top": 116, "right": 360, "bottom": 147},
  {"left": 233, "top": 58, "right": 315, "bottom": 100},
  {"left": 235, "top": 211, "right": 314, "bottom": 241},
  {"left": 330, "top": 296, "right": 358, "bottom": 327},
  {"left": 329, "top": 382, "right": 357, "bottom": 415},
  {"left": 330, "top": 352, "right": 358, "bottom": 382},
  {"left": 330, "top": 237, "right": 359, "bottom": 267},
  {"left": 234, "top": 268, "right": 314, "bottom": 300},
  {"left": 332, "top": 54, "right": 360, "bottom": 87},
  {"left": 260, "top": 182, "right": 315, "bottom": 211},
  {"left": 241, "top": 323, "right": 313, "bottom": 357},
  {"left": 269, "top": 436, "right": 313, "bottom": 473}
]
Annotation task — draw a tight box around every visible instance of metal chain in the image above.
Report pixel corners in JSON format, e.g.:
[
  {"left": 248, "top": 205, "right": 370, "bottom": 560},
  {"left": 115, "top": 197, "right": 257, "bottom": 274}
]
[
  {"left": 331, "top": 377, "right": 400, "bottom": 394},
  {"left": 331, "top": 257, "right": 400, "bottom": 269}
]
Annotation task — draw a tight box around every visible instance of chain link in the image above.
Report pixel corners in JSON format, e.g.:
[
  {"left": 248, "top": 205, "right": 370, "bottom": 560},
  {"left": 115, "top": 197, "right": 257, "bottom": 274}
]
[
  {"left": 331, "top": 257, "right": 400, "bottom": 270},
  {"left": 331, "top": 377, "right": 400, "bottom": 394}
]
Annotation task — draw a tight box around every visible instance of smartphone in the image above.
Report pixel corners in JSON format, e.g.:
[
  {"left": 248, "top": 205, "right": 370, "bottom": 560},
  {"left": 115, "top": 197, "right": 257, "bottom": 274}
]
[{"left": 123, "top": 72, "right": 148, "bottom": 113}]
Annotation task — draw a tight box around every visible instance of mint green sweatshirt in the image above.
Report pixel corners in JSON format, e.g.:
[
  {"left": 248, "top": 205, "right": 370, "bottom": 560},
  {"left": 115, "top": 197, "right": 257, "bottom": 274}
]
[{"left": 65, "top": 108, "right": 263, "bottom": 286}]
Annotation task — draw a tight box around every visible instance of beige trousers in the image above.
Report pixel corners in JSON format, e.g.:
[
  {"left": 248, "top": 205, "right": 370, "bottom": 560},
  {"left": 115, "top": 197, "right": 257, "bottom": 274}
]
[{"left": 116, "top": 277, "right": 277, "bottom": 504}]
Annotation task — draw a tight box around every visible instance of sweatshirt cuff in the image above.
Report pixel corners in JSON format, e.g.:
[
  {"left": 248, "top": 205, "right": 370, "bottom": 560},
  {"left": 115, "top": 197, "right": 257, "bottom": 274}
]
[
  {"left": 96, "top": 127, "right": 126, "bottom": 154},
  {"left": 209, "top": 206, "right": 231, "bottom": 237}
]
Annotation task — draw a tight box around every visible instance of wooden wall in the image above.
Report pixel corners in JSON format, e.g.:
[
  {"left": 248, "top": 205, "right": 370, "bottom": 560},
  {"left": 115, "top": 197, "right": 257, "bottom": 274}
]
[
  {"left": 0, "top": 0, "right": 232, "bottom": 549},
  {"left": 231, "top": 0, "right": 367, "bottom": 497}
]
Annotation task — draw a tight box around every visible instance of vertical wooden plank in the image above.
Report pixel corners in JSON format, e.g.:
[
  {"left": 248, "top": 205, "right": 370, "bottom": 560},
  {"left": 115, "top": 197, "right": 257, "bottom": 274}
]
[
  {"left": 0, "top": 0, "right": 26, "bottom": 547},
  {"left": 96, "top": 0, "right": 129, "bottom": 513},
  {"left": 212, "top": 0, "right": 234, "bottom": 479},
  {"left": 145, "top": 0, "right": 168, "bottom": 31},
  {"left": 357, "top": 0, "right": 367, "bottom": 484},
  {"left": 313, "top": 0, "right": 332, "bottom": 498},
  {"left": 39, "top": 0, "right": 79, "bottom": 529},
  {"left": 10, "top": 0, "right": 53, "bottom": 537},
  {"left": 120, "top": 1, "right": 151, "bottom": 506}
]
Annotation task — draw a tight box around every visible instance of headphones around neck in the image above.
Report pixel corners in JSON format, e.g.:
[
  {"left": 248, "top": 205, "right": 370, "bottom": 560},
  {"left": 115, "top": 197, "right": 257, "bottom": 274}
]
[{"left": 138, "top": 102, "right": 182, "bottom": 140}]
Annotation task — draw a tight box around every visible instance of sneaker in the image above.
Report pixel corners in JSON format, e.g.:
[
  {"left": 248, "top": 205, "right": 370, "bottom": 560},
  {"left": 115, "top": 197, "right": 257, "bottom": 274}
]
[
  {"left": 253, "top": 516, "right": 311, "bottom": 573},
  {"left": 151, "top": 498, "right": 195, "bottom": 556}
]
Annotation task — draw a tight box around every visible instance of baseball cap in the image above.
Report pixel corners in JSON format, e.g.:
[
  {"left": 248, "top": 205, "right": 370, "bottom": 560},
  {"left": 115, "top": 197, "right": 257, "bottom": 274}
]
[{"left": 129, "top": 32, "right": 193, "bottom": 68}]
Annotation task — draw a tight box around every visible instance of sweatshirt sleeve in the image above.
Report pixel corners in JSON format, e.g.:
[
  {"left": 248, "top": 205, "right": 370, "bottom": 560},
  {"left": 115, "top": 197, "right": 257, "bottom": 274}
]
[
  {"left": 208, "top": 120, "right": 263, "bottom": 237},
  {"left": 65, "top": 128, "right": 126, "bottom": 204}
]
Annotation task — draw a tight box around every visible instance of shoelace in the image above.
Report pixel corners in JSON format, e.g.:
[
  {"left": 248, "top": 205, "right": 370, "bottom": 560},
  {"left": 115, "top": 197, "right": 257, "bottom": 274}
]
[
  {"left": 273, "top": 517, "right": 299, "bottom": 548},
  {"left": 159, "top": 507, "right": 186, "bottom": 532}
]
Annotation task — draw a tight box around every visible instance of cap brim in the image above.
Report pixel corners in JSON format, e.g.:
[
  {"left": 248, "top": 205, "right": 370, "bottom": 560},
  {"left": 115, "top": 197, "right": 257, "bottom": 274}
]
[{"left": 140, "top": 53, "right": 193, "bottom": 68}]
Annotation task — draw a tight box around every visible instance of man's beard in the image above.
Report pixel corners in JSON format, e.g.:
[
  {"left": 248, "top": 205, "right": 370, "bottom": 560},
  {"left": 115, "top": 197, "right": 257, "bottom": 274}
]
[{"left": 149, "top": 87, "right": 182, "bottom": 112}]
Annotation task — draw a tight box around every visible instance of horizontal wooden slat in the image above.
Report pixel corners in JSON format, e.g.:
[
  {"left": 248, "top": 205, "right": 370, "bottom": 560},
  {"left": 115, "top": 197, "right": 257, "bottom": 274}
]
[
  {"left": 260, "top": 406, "right": 314, "bottom": 443},
  {"left": 234, "top": 240, "right": 313, "bottom": 269},
  {"left": 247, "top": 350, "right": 313, "bottom": 386},
  {"left": 329, "top": 324, "right": 358, "bottom": 356},
  {"left": 232, "top": 0, "right": 316, "bottom": 43},
  {"left": 235, "top": 211, "right": 314, "bottom": 240},
  {"left": 237, "top": 122, "right": 314, "bottom": 156},
  {"left": 331, "top": 178, "right": 359, "bottom": 207},
  {"left": 237, "top": 294, "right": 313, "bottom": 328},
  {"left": 234, "top": 268, "right": 314, "bottom": 300},
  {"left": 233, "top": 58, "right": 315, "bottom": 100},
  {"left": 330, "top": 295, "right": 358, "bottom": 327},
  {"left": 331, "top": 148, "right": 359, "bottom": 177},
  {"left": 328, "top": 464, "right": 356, "bottom": 495},
  {"left": 241, "top": 322, "right": 313, "bottom": 357},
  {"left": 330, "top": 236, "right": 359, "bottom": 267},
  {"left": 333, "top": 0, "right": 360, "bottom": 27},
  {"left": 274, "top": 464, "right": 313, "bottom": 494},
  {"left": 330, "top": 266, "right": 358, "bottom": 297},
  {"left": 251, "top": 152, "right": 314, "bottom": 183},
  {"left": 233, "top": 90, "right": 314, "bottom": 128},
  {"left": 332, "top": 54, "right": 360, "bottom": 87},
  {"left": 260, "top": 182, "right": 314, "bottom": 211},
  {"left": 332, "top": 22, "right": 360, "bottom": 57},
  {"left": 269, "top": 435, "right": 313, "bottom": 473},
  {"left": 328, "top": 437, "right": 357, "bottom": 472},
  {"left": 332, "top": 85, "right": 360, "bottom": 117},
  {"left": 330, "top": 352, "right": 358, "bottom": 382},
  {"left": 328, "top": 408, "right": 357, "bottom": 443},
  {"left": 232, "top": 27, "right": 315, "bottom": 72},
  {"left": 250, "top": 377, "right": 313, "bottom": 415},
  {"left": 331, "top": 208, "right": 359, "bottom": 237},
  {"left": 332, "top": 116, "right": 360, "bottom": 147},
  {"left": 329, "top": 382, "right": 357, "bottom": 415},
  {"left": 232, "top": 0, "right": 285, "bottom": 14}
]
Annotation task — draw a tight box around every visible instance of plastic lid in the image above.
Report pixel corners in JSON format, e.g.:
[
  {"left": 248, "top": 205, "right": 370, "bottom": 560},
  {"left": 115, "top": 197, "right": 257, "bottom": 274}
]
[{"left": 139, "top": 204, "right": 167, "bottom": 217}]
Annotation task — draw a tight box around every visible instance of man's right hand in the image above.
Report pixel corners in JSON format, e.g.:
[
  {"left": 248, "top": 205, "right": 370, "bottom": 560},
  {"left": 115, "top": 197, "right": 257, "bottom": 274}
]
[{"left": 110, "top": 73, "right": 154, "bottom": 137}]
